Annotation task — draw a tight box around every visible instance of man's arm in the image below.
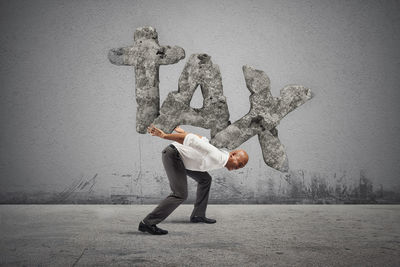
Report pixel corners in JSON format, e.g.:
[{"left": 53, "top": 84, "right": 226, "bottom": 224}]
[
  {"left": 147, "top": 125, "right": 201, "bottom": 144},
  {"left": 163, "top": 132, "right": 188, "bottom": 144},
  {"left": 148, "top": 125, "right": 218, "bottom": 157},
  {"left": 174, "top": 126, "right": 202, "bottom": 139}
]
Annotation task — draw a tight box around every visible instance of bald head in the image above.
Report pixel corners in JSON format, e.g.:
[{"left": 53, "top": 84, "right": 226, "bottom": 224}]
[{"left": 225, "top": 149, "right": 249, "bottom": 171}]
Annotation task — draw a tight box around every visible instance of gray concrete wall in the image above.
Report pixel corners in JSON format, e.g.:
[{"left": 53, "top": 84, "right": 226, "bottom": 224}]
[{"left": 1, "top": 0, "right": 399, "bottom": 203}]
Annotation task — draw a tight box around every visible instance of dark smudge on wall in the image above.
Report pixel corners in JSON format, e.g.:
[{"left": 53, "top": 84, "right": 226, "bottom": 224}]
[{"left": 1, "top": 169, "right": 399, "bottom": 204}]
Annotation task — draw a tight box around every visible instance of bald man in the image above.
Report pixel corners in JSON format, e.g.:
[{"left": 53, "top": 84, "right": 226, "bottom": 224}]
[{"left": 139, "top": 125, "right": 249, "bottom": 235}]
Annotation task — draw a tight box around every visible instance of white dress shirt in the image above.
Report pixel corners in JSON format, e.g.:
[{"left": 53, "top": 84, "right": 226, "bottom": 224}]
[{"left": 171, "top": 133, "right": 230, "bottom": 172}]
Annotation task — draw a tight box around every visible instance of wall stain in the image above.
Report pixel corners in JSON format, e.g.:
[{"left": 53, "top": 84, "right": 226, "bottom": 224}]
[
  {"left": 214, "top": 176, "right": 243, "bottom": 196},
  {"left": 52, "top": 175, "right": 84, "bottom": 203},
  {"left": 1, "top": 169, "right": 400, "bottom": 204},
  {"left": 110, "top": 194, "right": 159, "bottom": 204},
  {"left": 136, "top": 135, "right": 143, "bottom": 203},
  {"left": 50, "top": 173, "right": 98, "bottom": 204}
]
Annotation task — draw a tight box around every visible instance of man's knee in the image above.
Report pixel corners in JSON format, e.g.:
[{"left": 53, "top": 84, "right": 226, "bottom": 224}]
[
  {"left": 171, "top": 190, "right": 188, "bottom": 202},
  {"left": 201, "top": 173, "right": 212, "bottom": 184}
]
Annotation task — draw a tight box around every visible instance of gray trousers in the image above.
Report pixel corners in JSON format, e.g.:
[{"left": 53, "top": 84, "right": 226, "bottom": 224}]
[{"left": 143, "top": 144, "right": 212, "bottom": 225}]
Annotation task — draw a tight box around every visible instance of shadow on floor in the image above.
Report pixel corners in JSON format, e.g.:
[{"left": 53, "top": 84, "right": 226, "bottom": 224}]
[{"left": 162, "top": 219, "right": 191, "bottom": 224}]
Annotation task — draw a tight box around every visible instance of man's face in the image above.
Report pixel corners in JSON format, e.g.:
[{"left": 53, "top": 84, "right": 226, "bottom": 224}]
[{"left": 227, "top": 150, "right": 249, "bottom": 171}]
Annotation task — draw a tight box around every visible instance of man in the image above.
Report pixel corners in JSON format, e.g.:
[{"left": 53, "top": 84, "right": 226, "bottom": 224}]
[{"left": 138, "top": 124, "right": 249, "bottom": 235}]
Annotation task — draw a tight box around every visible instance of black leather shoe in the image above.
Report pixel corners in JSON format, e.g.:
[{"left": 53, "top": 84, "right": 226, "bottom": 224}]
[
  {"left": 138, "top": 221, "right": 168, "bottom": 235},
  {"left": 190, "top": 216, "right": 216, "bottom": 224}
]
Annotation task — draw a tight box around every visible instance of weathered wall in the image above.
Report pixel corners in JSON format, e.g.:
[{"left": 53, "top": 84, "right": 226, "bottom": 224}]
[{"left": 1, "top": 0, "right": 400, "bottom": 203}]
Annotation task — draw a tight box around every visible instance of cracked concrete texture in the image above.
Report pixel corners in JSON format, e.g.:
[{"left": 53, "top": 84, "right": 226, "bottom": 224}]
[
  {"left": 152, "top": 53, "right": 230, "bottom": 138},
  {"left": 108, "top": 26, "right": 185, "bottom": 133},
  {"left": 1, "top": 205, "right": 399, "bottom": 266},
  {"left": 108, "top": 26, "right": 312, "bottom": 171},
  {"left": 210, "top": 65, "right": 312, "bottom": 171}
]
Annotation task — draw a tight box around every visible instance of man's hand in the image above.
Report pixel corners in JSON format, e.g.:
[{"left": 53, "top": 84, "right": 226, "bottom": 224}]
[
  {"left": 147, "top": 124, "right": 166, "bottom": 139},
  {"left": 175, "top": 125, "right": 202, "bottom": 139},
  {"left": 174, "top": 126, "right": 185, "bottom": 134},
  {"left": 147, "top": 124, "right": 200, "bottom": 144}
]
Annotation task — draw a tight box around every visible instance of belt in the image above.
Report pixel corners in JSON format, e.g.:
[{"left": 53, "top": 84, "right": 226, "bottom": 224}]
[
  {"left": 168, "top": 144, "right": 182, "bottom": 159},
  {"left": 169, "top": 144, "right": 179, "bottom": 150}
]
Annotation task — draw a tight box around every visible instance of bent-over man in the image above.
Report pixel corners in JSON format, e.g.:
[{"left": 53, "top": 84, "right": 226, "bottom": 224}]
[{"left": 139, "top": 125, "right": 249, "bottom": 235}]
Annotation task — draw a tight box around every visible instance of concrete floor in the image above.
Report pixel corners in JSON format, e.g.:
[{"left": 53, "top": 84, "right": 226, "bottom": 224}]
[{"left": 0, "top": 205, "right": 399, "bottom": 266}]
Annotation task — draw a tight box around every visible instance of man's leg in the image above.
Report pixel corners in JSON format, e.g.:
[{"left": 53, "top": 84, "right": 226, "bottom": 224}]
[
  {"left": 143, "top": 145, "right": 188, "bottom": 225},
  {"left": 186, "top": 170, "right": 212, "bottom": 219}
]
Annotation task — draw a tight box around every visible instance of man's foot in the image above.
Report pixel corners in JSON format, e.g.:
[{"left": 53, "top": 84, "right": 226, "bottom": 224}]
[
  {"left": 190, "top": 216, "right": 217, "bottom": 224},
  {"left": 138, "top": 221, "right": 168, "bottom": 235}
]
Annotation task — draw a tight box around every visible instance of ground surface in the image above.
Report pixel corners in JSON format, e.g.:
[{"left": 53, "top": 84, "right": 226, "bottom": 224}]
[{"left": 0, "top": 205, "right": 399, "bottom": 266}]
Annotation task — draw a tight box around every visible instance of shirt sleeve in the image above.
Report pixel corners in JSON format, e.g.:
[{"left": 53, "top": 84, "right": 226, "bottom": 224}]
[
  {"left": 183, "top": 133, "right": 216, "bottom": 156},
  {"left": 201, "top": 136, "right": 209, "bottom": 142}
]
